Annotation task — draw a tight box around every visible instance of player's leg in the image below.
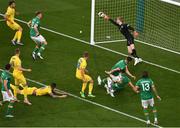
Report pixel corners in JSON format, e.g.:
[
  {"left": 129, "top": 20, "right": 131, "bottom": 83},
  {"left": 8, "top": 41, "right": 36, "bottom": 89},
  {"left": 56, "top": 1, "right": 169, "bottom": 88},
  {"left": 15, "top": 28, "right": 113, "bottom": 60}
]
[
  {"left": 76, "top": 75, "right": 87, "bottom": 98},
  {"left": 11, "top": 22, "right": 23, "bottom": 45},
  {"left": 84, "top": 75, "right": 95, "bottom": 98},
  {"left": 149, "top": 98, "right": 158, "bottom": 124},
  {"left": 10, "top": 84, "right": 20, "bottom": 102},
  {"left": 13, "top": 74, "right": 21, "bottom": 101},
  {"left": 18, "top": 74, "right": 32, "bottom": 105},
  {"left": 141, "top": 100, "right": 150, "bottom": 125},
  {"left": 37, "top": 35, "right": 48, "bottom": 59}
]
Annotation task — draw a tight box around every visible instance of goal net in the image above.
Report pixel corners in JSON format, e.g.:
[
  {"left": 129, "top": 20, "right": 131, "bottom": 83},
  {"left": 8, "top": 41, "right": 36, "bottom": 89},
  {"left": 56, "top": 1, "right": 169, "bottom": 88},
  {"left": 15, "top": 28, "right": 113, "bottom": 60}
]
[{"left": 90, "top": 0, "right": 180, "bottom": 53}]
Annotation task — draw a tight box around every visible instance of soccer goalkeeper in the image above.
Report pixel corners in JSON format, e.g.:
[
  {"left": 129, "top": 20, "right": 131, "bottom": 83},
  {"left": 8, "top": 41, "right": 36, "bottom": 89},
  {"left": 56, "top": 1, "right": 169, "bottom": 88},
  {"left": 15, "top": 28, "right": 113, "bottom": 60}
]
[{"left": 99, "top": 12, "right": 142, "bottom": 66}]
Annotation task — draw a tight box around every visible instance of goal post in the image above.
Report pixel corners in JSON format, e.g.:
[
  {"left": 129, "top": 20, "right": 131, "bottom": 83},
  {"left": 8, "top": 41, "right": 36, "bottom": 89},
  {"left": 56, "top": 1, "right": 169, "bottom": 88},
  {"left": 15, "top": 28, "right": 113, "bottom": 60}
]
[{"left": 90, "top": 0, "right": 180, "bottom": 54}]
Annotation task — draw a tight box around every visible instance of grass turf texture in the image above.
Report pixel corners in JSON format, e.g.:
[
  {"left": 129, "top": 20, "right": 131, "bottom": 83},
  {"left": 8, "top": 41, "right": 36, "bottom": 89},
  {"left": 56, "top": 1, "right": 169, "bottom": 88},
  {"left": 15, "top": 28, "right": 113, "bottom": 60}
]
[{"left": 0, "top": 0, "right": 180, "bottom": 127}]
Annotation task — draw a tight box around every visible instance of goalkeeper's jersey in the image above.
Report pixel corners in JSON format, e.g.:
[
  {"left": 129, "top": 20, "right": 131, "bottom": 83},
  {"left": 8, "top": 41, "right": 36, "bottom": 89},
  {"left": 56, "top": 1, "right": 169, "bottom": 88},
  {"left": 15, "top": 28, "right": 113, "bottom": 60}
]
[
  {"left": 30, "top": 17, "right": 41, "bottom": 37},
  {"left": 136, "top": 78, "right": 154, "bottom": 100}
]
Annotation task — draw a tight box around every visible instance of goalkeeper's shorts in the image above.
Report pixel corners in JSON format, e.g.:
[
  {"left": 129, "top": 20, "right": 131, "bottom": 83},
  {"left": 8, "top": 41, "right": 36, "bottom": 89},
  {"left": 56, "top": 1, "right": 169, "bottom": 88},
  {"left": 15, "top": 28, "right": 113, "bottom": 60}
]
[{"left": 126, "top": 36, "right": 134, "bottom": 46}]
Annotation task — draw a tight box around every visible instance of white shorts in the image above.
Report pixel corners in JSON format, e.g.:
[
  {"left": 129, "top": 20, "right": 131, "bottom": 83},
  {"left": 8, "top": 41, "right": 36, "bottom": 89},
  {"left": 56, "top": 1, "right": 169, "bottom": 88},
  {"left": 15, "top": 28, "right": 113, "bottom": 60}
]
[
  {"left": 1, "top": 90, "right": 14, "bottom": 102},
  {"left": 110, "top": 74, "right": 122, "bottom": 83},
  {"left": 31, "top": 35, "right": 46, "bottom": 44},
  {"left": 141, "top": 98, "right": 154, "bottom": 108}
]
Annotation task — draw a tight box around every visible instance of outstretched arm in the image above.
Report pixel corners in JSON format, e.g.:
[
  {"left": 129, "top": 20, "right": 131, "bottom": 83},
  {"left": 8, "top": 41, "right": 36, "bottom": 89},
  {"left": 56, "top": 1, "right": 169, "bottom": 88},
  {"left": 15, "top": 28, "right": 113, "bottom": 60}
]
[{"left": 125, "top": 66, "right": 136, "bottom": 80}]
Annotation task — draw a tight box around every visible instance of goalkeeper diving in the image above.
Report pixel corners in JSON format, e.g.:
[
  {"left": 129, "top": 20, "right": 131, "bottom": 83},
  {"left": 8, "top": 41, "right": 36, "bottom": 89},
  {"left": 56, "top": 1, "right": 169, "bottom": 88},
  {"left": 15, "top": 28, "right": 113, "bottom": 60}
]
[{"left": 98, "top": 12, "right": 142, "bottom": 66}]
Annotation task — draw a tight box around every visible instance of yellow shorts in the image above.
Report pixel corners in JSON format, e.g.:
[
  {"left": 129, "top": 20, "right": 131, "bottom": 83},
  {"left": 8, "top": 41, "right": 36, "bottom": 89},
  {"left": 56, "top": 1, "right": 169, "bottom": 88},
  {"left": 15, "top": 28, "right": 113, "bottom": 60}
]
[
  {"left": 13, "top": 72, "right": 27, "bottom": 86},
  {"left": 7, "top": 21, "right": 21, "bottom": 30},
  {"left": 76, "top": 74, "right": 92, "bottom": 82}
]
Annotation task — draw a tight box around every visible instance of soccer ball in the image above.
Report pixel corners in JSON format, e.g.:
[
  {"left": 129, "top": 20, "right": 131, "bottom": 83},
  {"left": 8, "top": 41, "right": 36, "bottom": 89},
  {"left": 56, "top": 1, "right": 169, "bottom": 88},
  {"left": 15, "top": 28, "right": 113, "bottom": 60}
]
[{"left": 98, "top": 12, "right": 105, "bottom": 18}]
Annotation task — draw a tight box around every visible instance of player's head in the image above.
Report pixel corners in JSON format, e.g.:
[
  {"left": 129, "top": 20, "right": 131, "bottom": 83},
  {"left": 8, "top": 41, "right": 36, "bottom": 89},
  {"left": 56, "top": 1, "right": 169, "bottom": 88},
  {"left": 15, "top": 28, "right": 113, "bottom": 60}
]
[
  {"left": 5, "top": 64, "right": 11, "bottom": 71},
  {"left": 50, "top": 83, "right": 57, "bottom": 90},
  {"left": 142, "top": 71, "right": 149, "bottom": 78},
  {"left": 83, "top": 51, "right": 89, "bottom": 60},
  {"left": 116, "top": 16, "right": 124, "bottom": 25},
  {"left": 35, "top": 11, "right": 43, "bottom": 19},
  {"left": 126, "top": 56, "right": 133, "bottom": 63},
  {"left": 15, "top": 48, "right": 20, "bottom": 55},
  {"left": 9, "top": 0, "right": 16, "bottom": 8}
]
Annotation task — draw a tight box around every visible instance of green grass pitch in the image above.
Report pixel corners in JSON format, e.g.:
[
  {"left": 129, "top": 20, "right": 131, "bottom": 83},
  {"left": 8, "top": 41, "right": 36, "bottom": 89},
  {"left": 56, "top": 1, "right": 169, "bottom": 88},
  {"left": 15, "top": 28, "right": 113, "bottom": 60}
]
[{"left": 0, "top": 0, "right": 180, "bottom": 127}]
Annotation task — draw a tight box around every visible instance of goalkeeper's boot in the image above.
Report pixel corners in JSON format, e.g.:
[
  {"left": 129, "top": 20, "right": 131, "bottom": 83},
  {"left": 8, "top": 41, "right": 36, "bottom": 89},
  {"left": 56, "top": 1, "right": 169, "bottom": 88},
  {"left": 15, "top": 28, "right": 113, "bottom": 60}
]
[
  {"left": 97, "top": 76, "right": 102, "bottom": 85},
  {"left": 32, "top": 52, "right": 36, "bottom": 60},
  {"left": 37, "top": 52, "right": 44, "bottom": 60},
  {"left": 88, "top": 93, "right": 96, "bottom": 98},
  {"left": 5, "top": 114, "right": 14, "bottom": 118},
  {"left": 80, "top": 91, "right": 86, "bottom": 98}
]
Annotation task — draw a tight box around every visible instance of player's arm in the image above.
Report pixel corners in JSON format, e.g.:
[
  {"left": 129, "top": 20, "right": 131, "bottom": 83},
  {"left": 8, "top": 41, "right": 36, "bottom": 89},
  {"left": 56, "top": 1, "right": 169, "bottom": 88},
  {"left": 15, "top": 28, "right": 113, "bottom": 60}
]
[
  {"left": 152, "top": 85, "right": 161, "bottom": 101},
  {"left": 127, "top": 24, "right": 139, "bottom": 37},
  {"left": 18, "top": 66, "right": 31, "bottom": 72},
  {"left": 125, "top": 66, "right": 136, "bottom": 80},
  {"left": 49, "top": 93, "right": 67, "bottom": 98},
  {"left": 4, "top": 14, "right": 13, "bottom": 24},
  {"left": 98, "top": 12, "right": 119, "bottom": 26},
  {"left": 33, "top": 24, "right": 40, "bottom": 36},
  {"left": 128, "top": 82, "right": 139, "bottom": 93},
  {"left": 105, "top": 68, "right": 120, "bottom": 75},
  {"left": 54, "top": 88, "right": 68, "bottom": 95},
  {"left": 27, "top": 20, "right": 32, "bottom": 28}
]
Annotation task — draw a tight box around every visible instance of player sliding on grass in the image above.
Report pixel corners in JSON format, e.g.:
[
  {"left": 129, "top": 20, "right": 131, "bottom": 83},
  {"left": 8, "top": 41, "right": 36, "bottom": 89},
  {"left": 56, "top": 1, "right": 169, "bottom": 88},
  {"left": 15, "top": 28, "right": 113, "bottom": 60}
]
[
  {"left": 97, "top": 71, "right": 138, "bottom": 97},
  {"left": 98, "top": 12, "right": 142, "bottom": 66},
  {"left": 76, "top": 51, "right": 95, "bottom": 98},
  {"left": 4, "top": 0, "right": 23, "bottom": 45},
  {"left": 10, "top": 83, "right": 67, "bottom": 98},
  {"left": 27, "top": 11, "right": 47, "bottom": 60},
  {"left": 1, "top": 64, "right": 15, "bottom": 118},
  {"left": 135, "top": 71, "right": 161, "bottom": 125},
  {"left": 105, "top": 57, "right": 136, "bottom": 80}
]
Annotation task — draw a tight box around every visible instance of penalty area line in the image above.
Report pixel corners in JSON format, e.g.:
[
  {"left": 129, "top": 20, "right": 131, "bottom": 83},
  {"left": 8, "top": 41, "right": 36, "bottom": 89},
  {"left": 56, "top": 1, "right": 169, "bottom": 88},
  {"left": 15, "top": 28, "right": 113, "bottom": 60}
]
[{"left": 27, "top": 78, "right": 162, "bottom": 127}]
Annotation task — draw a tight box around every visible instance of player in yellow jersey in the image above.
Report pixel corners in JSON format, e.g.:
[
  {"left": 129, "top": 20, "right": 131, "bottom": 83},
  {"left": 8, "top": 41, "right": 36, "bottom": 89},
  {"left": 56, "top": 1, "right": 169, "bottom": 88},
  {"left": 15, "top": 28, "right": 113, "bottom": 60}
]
[
  {"left": 76, "top": 51, "right": 95, "bottom": 98},
  {"left": 10, "top": 83, "right": 67, "bottom": 98},
  {"left": 4, "top": 0, "right": 23, "bottom": 45},
  {"left": 9, "top": 48, "right": 32, "bottom": 105}
]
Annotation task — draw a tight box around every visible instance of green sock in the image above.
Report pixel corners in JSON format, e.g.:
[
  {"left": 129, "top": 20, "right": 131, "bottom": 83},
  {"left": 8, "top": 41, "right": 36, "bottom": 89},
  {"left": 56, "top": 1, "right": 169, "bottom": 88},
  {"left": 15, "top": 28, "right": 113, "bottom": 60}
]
[
  {"left": 38, "top": 44, "right": 46, "bottom": 54},
  {"left": 151, "top": 106, "right": 158, "bottom": 119},
  {"left": 33, "top": 47, "right": 39, "bottom": 54},
  {"left": 6, "top": 102, "right": 14, "bottom": 115},
  {"left": 143, "top": 109, "right": 150, "bottom": 121}
]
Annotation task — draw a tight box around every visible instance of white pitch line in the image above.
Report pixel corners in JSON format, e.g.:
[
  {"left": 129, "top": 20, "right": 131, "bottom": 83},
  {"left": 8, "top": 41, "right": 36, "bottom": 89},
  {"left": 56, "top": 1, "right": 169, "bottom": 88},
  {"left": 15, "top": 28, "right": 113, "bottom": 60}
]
[{"left": 26, "top": 78, "right": 162, "bottom": 127}]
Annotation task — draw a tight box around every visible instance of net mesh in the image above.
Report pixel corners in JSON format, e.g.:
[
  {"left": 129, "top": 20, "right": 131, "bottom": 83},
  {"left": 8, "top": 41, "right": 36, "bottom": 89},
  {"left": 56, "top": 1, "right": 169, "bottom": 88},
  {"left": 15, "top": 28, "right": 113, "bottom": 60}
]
[{"left": 94, "top": 0, "right": 180, "bottom": 52}]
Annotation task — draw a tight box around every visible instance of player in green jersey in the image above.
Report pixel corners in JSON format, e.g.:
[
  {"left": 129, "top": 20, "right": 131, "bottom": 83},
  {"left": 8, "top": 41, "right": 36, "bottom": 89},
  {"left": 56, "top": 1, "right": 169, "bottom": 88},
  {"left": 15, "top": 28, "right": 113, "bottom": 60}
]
[
  {"left": 27, "top": 11, "right": 47, "bottom": 60},
  {"left": 135, "top": 71, "right": 161, "bottom": 125},
  {"left": 98, "top": 71, "right": 137, "bottom": 97},
  {"left": 0, "top": 64, "right": 15, "bottom": 118},
  {"left": 105, "top": 57, "right": 136, "bottom": 80}
]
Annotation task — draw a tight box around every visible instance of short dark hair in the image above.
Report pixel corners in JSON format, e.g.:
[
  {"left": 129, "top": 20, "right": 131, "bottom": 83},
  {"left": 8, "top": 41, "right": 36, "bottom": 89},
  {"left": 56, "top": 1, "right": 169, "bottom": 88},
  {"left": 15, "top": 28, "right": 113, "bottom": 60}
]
[
  {"left": 50, "top": 83, "right": 57, "bottom": 89},
  {"left": 35, "top": 11, "right": 42, "bottom": 16},
  {"left": 5, "top": 64, "right": 11, "bottom": 70},
  {"left": 126, "top": 56, "right": 133, "bottom": 62},
  {"left": 142, "top": 71, "right": 149, "bottom": 78},
  {"left": 9, "top": 0, "right": 15, "bottom": 6},
  {"left": 83, "top": 51, "right": 89, "bottom": 58},
  {"left": 15, "top": 48, "right": 20, "bottom": 54}
]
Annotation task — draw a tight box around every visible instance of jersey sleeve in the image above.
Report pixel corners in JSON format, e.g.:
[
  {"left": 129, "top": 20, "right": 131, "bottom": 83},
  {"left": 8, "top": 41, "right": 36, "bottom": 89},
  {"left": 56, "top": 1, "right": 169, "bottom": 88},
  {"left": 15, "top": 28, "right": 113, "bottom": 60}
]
[
  {"left": 47, "top": 87, "right": 52, "bottom": 94},
  {"left": 109, "top": 19, "right": 119, "bottom": 27},
  {"left": 80, "top": 60, "right": 87, "bottom": 69},
  {"left": 127, "top": 24, "right": 135, "bottom": 31},
  {"left": 135, "top": 80, "right": 140, "bottom": 86},
  {"left": 5, "top": 8, "right": 12, "bottom": 16}
]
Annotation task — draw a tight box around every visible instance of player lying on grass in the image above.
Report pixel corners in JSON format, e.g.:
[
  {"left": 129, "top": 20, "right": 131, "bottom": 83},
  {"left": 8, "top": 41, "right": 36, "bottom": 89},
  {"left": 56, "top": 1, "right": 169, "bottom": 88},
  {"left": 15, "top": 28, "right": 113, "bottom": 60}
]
[
  {"left": 105, "top": 57, "right": 136, "bottom": 80},
  {"left": 27, "top": 11, "right": 47, "bottom": 60},
  {"left": 1, "top": 64, "right": 15, "bottom": 118},
  {"left": 135, "top": 71, "right": 161, "bottom": 125},
  {"left": 97, "top": 71, "right": 138, "bottom": 97},
  {"left": 98, "top": 12, "right": 142, "bottom": 66},
  {"left": 76, "top": 51, "right": 95, "bottom": 98},
  {"left": 10, "top": 83, "right": 67, "bottom": 98},
  {"left": 4, "top": 0, "right": 23, "bottom": 45}
]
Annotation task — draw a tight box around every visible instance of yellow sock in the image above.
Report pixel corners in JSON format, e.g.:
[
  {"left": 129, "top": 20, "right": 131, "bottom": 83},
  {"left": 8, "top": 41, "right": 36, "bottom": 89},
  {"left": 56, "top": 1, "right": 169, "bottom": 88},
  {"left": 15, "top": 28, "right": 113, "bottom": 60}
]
[
  {"left": 88, "top": 83, "right": 93, "bottom": 94},
  {"left": 13, "top": 31, "right": 18, "bottom": 41},
  {"left": 22, "top": 86, "right": 28, "bottom": 99},
  {"left": 13, "top": 86, "right": 18, "bottom": 98},
  {"left": 81, "top": 83, "right": 87, "bottom": 93},
  {"left": 17, "top": 30, "right": 22, "bottom": 43}
]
